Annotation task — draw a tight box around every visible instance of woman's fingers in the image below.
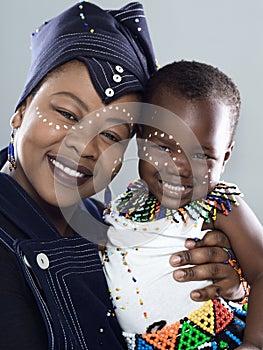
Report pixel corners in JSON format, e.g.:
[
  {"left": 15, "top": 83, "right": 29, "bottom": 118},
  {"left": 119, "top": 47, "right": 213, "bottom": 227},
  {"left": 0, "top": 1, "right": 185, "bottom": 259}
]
[
  {"left": 172, "top": 263, "right": 245, "bottom": 301},
  {"left": 190, "top": 283, "right": 245, "bottom": 302},
  {"left": 170, "top": 246, "right": 229, "bottom": 266},
  {"left": 169, "top": 229, "right": 245, "bottom": 301},
  {"left": 185, "top": 229, "right": 231, "bottom": 250},
  {"left": 169, "top": 229, "right": 235, "bottom": 267},
  {"left": 172, "top": 262, "right": 231, "bottom": 281}
]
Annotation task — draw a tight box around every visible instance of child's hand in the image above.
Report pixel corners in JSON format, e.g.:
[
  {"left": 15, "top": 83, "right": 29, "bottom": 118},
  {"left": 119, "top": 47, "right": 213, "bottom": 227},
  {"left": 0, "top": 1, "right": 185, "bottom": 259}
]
[{"left": 169, "top": 230, "right": 245, "bottom": 301}]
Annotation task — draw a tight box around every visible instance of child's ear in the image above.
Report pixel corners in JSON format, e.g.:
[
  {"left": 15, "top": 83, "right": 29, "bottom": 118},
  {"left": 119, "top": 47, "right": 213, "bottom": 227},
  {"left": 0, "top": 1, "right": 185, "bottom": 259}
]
[{"left": 221, "top": 141, "right": 235, "bottom": 173}]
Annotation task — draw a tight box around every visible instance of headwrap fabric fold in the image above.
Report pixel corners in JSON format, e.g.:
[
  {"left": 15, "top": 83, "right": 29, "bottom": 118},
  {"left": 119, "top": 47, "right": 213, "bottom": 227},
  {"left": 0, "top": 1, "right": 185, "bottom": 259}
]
[{"left": 16, "top": 1, "right": 157, "bottom": 109}]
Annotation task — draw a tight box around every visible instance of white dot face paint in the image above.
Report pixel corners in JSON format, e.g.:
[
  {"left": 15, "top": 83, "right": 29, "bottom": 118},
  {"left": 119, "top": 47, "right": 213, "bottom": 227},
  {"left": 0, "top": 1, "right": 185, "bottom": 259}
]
[{"left": 36, "top": 102, "right": 135, "bottom": 135}]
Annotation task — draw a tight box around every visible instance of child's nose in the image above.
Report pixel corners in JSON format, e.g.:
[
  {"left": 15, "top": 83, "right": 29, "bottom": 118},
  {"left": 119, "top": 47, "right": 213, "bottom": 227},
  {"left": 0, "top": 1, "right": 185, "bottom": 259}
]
[{"left": 167, "top": 152, "right": 192, "bottom": 177}]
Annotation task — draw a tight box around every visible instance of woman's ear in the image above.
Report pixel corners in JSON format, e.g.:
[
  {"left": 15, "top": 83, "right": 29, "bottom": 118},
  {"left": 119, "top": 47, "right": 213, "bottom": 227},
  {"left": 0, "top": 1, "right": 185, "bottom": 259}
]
[{"left": 10, "top": 103, "right": 27, "bottom": 129}]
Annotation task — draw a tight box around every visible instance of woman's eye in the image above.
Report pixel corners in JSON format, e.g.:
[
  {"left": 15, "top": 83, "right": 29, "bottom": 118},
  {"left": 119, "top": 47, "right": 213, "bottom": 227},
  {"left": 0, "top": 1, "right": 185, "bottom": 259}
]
[
  {"left": 100, "top": 131, "right": 119, "bottom": 143},
  {"left": 193, "top": 153, "right": 208, "bottom": 159},
  {"left": 57, "top": 110, "right": 77, "bottom": 121},
  {"left": 158, "top": 145, "right": 171, "bottom": 153}
]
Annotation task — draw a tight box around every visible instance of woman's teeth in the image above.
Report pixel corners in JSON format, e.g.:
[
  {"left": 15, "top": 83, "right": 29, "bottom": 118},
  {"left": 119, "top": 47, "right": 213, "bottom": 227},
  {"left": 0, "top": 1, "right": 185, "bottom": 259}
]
[{"left": 50, "top": 158, "right": 85, "bottom": 178}]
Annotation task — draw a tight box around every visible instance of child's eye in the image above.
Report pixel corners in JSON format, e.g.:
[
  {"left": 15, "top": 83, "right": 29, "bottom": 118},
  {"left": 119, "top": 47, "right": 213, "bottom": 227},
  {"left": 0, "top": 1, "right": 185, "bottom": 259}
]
[
  {"left": 100, "top": 131, "right": 119, "bottom": 143},
  {"left": 57, "top": 110, "right": 77, "bottom": 121},
  {"left": 192, "top": 153, "right": 208, "bottom": 159}
]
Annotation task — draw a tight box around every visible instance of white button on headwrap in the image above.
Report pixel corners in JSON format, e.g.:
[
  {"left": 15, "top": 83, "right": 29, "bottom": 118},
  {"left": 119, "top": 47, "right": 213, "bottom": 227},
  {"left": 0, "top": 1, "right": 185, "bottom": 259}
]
[
  {"left": 115, "top": 65, "right": 124, "bottom": 73},
  {"left": 113, "top": 74, "right": 122, "bottom": 83}
]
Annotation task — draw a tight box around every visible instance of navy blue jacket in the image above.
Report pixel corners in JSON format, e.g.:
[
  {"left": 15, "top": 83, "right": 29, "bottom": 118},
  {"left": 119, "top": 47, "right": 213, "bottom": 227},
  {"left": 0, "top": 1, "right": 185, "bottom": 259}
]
[{"left": 0, "top": 149, "right": 126, "bottom": 350}]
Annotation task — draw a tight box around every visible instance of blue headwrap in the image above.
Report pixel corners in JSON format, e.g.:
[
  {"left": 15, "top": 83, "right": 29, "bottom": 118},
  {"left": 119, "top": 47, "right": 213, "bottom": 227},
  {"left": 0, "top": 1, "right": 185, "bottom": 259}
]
[{"left": 16, "top": 1, "right": 157, "bottom": 109}]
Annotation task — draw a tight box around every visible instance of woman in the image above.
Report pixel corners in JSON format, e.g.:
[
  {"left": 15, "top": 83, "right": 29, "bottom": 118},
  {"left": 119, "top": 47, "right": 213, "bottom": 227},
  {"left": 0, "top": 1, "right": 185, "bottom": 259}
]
[{"left": 0, "top": 2, "right": 246, "bottom": 349}]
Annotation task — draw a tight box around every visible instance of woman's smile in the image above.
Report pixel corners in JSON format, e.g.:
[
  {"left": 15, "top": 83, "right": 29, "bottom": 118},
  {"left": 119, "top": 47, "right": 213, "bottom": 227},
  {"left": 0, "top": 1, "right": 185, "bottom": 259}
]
[{"left": 48, "top": 155, "right": 93, "bottom": 187}]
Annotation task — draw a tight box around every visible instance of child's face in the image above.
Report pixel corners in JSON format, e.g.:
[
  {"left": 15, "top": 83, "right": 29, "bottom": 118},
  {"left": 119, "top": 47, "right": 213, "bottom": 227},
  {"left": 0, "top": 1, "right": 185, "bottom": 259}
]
[
  {"left": 11, "top": 61, "right": 139, "bottom": 208},
  {"left": 138, "top": 93, "right": 233, "bottom": 209}
]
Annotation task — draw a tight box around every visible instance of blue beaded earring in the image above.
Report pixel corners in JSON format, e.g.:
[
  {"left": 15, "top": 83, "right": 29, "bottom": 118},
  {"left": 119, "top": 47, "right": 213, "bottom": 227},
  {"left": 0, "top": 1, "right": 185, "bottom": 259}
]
[
  {"left": 8, "top": 129, "right": 17, "bottom": 171},
  {"left": 104, "top": 185, "right": 112, "bottom": 210}
]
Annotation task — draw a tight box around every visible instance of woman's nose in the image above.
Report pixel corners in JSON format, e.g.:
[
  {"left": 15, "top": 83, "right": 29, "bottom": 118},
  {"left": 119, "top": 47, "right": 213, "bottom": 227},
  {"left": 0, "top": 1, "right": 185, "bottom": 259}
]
[{"left": 64, "top": 129, "right": 101, "bottom": 160}]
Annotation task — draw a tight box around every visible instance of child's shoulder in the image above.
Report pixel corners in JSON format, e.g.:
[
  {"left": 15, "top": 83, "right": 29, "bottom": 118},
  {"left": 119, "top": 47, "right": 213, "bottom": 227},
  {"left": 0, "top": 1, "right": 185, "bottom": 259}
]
[{"left": 183, "top": 181, "right": 242, "bottom": 223}]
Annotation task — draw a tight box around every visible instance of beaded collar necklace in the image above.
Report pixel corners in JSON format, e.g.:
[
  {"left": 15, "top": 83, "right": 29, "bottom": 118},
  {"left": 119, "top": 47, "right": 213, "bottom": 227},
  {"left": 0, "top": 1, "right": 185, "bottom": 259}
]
[{"left": 114, "top": 180, "right": 241, "bottom": 224}]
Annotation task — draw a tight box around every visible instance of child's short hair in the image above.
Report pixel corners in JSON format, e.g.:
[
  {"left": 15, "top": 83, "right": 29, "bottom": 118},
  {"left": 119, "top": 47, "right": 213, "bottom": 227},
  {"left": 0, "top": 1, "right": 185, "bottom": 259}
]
[{"left": 144, "top": 60, "right": 241, "bottom": 142}]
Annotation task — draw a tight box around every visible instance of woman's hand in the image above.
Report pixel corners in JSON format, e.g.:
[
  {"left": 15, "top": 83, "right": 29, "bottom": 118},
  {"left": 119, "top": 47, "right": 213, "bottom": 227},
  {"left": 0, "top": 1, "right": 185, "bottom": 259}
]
[
  {"left": 235, "top": 344, "right": 260, "bottom": 350},
  {"left": 169, "top": 230, "right": 245, "bottom": 301}
]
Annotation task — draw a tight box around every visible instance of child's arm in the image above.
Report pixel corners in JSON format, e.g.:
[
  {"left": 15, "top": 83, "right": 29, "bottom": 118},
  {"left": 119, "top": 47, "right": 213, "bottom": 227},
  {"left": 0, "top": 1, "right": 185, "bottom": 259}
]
[{"left": 215, "top": 197, "right": 263, "bottom": 349}]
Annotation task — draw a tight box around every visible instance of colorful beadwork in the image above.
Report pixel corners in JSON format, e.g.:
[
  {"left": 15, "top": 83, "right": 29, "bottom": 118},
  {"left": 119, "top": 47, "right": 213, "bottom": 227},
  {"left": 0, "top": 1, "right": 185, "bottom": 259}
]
[
  {"left": 124, "top": 298, "right": 245, "bottom": 350},
  {"left": 112, "top": 180, "right": 241, "bottom": 224},
  {"left": 8, "top": 129, "right": 17, "bottom": 171}
]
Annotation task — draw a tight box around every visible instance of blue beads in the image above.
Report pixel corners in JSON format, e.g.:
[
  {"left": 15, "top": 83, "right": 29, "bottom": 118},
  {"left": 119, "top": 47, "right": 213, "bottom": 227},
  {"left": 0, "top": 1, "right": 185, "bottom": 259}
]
[
  {"left": 225, "top": 330, "right": 242, "bottom": 346},
  {"left": 137, "top": 337, "right": 153, "bottom": 349},
  {"left": 235, "top": 308, "right": 247, "bottom": 317},
  {"left": 234, "top": 318, "right": 245, "bottom": 329}
]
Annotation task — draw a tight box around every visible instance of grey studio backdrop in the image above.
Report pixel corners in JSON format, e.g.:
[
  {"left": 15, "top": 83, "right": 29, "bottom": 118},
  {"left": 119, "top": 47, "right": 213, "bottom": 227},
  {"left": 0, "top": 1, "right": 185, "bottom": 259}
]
[{"left": 1, "top": 1, "right": 262, "bottom": 223}]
